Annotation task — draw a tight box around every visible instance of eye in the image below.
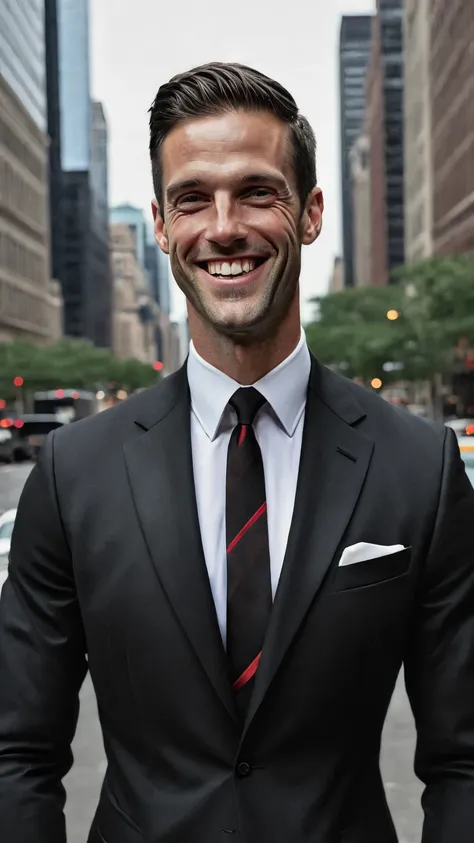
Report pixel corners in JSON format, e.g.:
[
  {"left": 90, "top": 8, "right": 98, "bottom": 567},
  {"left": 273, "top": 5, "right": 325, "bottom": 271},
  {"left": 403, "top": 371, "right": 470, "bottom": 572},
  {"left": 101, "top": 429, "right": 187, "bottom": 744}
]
[
  {"left": 178, "top": 193, "right": 206, "bottom": 205},
  {"left": 245, "top": 188, "right": 273, "bottom": 199}
]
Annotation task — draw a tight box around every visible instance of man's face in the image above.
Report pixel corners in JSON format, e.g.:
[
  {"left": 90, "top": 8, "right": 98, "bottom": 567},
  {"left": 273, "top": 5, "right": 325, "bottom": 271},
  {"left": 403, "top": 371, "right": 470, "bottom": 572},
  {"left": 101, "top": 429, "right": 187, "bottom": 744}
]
[{"left": 154, "top": 110, "right": 323, "bottom": 342}]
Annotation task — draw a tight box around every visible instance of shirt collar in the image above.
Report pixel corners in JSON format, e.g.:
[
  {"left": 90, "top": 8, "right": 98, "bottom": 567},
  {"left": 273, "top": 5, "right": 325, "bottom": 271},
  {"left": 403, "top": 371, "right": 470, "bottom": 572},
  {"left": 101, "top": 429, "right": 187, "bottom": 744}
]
[{"left": 187, "top": 329, "right": 311, "bottom": 441}]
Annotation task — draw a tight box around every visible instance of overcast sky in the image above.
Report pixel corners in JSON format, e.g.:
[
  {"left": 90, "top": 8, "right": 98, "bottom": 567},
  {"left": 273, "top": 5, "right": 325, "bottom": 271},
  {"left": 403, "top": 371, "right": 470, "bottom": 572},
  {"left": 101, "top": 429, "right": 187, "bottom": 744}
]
[{"left": 90, "top": 0, "right": 376, "bottom": 322}]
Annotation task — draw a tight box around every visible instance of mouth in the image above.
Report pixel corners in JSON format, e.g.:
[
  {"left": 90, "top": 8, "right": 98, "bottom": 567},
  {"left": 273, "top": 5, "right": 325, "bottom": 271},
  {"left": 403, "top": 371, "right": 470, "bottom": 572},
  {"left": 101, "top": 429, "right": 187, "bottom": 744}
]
[{"left": 196, "top": 256, "right": 269, "bottom": 284}]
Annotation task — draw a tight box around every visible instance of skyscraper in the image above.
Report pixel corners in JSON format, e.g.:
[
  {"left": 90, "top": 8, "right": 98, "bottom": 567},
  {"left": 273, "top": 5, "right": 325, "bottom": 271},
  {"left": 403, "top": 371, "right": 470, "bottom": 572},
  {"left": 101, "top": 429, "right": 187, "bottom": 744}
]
[
  {"left": 0, "top": 0, "right": 47, "bottom": 131},
  {"left": 339, "top": 15, "right": 373, "bottom": 288},
  {"left": 0, "top": 0, "right": 62, "bottom": 343},
  {"left": 366, "top": 0, "right": 405, "bottom": 285},
  {"left": 53, "top": 0, "right": 112, "bottom": 347},
  {"left": 45, "top": 0, "right": 64, "bottom": 287},
  {"left": 430, "top": 0, "right": 474, "bottom": 255},
  {"left": 110, "top": 204, "right": 148, "bottom": 272},
  {"left": 403, "top": 0, "right": 433, "bottom": 262}
]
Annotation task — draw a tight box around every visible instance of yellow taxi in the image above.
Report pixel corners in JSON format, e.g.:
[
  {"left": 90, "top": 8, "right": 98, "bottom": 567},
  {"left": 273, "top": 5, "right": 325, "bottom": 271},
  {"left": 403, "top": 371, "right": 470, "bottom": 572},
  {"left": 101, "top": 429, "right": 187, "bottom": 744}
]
[{"left": 458, "top": 436, "right": 474, "bottom": 487}]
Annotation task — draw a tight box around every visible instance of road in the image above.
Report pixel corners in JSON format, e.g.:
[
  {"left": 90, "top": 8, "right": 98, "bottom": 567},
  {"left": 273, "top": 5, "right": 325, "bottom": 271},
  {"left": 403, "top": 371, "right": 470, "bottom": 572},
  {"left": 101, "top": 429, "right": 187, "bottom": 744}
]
[{"left": 0, "top": 463, "right": 423, "bottom": 842}]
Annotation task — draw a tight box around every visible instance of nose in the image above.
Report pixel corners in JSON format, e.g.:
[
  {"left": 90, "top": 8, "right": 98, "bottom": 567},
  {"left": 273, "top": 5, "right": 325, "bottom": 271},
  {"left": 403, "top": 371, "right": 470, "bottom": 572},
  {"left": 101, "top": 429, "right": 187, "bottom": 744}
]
[{"left": 205, "top": 192, "right": 248, "bottom": 247}]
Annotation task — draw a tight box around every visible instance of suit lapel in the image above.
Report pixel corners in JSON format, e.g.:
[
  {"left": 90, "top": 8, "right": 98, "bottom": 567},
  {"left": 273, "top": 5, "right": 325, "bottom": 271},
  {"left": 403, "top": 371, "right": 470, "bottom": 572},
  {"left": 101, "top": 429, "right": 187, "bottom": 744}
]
[
  {"left": 123, "top": 367, "right": 237, "bottom": 722},
  {"left": 243, "top": 360, "right": 374, "bottom": 733}
]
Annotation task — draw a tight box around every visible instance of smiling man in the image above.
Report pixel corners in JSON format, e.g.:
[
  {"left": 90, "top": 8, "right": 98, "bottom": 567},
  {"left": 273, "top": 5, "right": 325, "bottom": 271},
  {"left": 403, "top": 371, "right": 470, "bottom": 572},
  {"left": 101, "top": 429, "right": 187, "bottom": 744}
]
[{"left": 1, "top": 63, "right": 474, "bottom": 843}]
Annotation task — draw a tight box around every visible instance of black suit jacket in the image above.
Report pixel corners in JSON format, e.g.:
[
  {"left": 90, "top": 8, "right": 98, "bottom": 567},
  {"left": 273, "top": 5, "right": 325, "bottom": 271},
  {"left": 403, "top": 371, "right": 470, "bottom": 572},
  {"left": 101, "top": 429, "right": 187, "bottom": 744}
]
[{"left": 1, "top": 359, "right": 474, "bottom": 843}]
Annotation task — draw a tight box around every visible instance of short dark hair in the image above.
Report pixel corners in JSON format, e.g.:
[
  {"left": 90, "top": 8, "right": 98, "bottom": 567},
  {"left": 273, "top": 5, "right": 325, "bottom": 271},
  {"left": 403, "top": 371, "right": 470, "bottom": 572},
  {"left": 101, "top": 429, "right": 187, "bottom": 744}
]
[{"left": 148, "top": 62, "right": 317, "bottom": 213}]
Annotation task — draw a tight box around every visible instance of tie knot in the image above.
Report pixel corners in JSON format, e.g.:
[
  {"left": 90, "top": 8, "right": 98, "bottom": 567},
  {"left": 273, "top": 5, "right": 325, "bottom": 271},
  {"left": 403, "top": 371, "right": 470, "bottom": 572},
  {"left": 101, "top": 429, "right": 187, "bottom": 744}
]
[{"left": 230, "top": 387, "right": 266, "bottom": 426}]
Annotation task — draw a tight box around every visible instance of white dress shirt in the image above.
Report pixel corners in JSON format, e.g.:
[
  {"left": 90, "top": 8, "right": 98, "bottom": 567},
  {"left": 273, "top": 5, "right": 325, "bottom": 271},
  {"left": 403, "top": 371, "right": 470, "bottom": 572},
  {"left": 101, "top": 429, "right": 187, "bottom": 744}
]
[{"left": 187, "top": 330, "right": 311, "bottom": 644}]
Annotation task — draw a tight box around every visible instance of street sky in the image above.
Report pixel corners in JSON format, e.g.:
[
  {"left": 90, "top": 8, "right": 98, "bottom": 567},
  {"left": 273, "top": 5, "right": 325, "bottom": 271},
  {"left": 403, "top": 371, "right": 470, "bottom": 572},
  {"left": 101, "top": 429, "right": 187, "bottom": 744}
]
[{"left": 90, "top": 0, "right": 376, "bottom": 322}]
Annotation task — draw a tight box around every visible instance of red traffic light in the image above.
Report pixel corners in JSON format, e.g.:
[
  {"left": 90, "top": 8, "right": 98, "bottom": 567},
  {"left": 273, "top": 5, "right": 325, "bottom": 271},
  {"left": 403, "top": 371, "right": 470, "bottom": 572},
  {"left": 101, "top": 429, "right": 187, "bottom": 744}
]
[
  {"left": 13, "top": 377, "right": 24, "bottom": 387},
  {"left": 153, "top": 361, "right": 163, "bottom": 372}
]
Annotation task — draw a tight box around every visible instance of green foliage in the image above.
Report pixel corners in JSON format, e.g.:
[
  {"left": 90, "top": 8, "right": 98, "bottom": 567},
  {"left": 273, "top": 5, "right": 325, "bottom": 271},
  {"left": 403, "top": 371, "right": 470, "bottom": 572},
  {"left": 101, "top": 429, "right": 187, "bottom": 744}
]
[
  {"left": 0, "top": 339, "right": 159, "bottom": 401},
  {"left": 305, "top": 255, "right": 474, "bottom": 384}
]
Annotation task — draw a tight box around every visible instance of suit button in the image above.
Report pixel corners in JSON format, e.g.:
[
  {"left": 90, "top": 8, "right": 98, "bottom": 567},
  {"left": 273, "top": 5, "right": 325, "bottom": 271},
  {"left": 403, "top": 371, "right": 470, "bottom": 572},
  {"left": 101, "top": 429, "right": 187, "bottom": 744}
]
[{"left": 236, "top": 761, "right": 251, "bottom": 777}]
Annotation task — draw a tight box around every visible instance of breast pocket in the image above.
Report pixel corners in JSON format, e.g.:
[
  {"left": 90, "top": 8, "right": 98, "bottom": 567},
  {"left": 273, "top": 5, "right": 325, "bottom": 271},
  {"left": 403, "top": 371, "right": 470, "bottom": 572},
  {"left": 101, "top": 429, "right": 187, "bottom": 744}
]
[{"left": 333, "top": 547, "right": 411, "bottom": 592}]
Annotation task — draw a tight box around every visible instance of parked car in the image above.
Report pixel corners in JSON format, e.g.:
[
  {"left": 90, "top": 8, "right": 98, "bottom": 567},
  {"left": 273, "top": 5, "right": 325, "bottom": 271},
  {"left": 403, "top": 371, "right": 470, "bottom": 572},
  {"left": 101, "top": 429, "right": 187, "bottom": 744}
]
[
  {"left": 0, "top": 428, "right": 14, "bottom": 463},
  {"left": 0, "top": 508, "right": 16, "bottom": 592},
  {"left": 12, "top": 415, "right": 65, "bottom": 462}
]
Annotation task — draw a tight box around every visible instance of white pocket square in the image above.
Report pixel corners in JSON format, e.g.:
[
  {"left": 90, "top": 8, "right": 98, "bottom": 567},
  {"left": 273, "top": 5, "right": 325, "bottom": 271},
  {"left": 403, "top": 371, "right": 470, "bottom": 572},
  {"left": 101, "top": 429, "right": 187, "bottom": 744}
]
[{"left": 338, "top": 542, "right": 405, "bottom": 567}]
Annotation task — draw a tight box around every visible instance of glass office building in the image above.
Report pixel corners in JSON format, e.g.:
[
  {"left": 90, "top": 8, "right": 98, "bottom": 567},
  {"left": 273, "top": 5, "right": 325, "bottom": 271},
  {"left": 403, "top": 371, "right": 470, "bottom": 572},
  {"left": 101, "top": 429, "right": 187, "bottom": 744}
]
[
  {"left": 0, "top": 0, "right": 47, "bottom": 130},
  {"left": 339, "top": 15, "right": 373, "bottom": 288},
  {"left": 57, "top": 0, "right": 91, "bottom": 171}
]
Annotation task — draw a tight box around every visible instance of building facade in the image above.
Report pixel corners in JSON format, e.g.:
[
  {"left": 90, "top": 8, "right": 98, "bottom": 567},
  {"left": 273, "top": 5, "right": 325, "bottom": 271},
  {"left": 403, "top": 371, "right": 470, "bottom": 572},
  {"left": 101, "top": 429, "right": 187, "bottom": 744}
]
[
  {"left": 403, "top": 0, "right": 433, "bottom": 262},
  {"left": 430, "top": 0, "right": 474, "bottom": 255},
  {"left": 111, "top": 223, "right": 157, "bottom": 363},
  {"left": 366, "top": 0, "right": 405, "bottom": 285},
  {"left": 329, "top": 257, "right": 345, "bottom": 294},
  {"left": 45, "top": 0, "right": 64, "bottom": 288},
  {"left": 350, "top": 133, "right": 372, "bottom": 286},
  {"left": 53, "top": 0, "right": 112, "bottom": 347},
  {"left": 0, "top": 0, "right": 47, "bottom": 131},
  {"left": 57, "top": 0, "right": 91, "bottom": 172},
  {"left": 339, "top": 15, "right": 373, "bottom": 288},
  {"left": 110, "top": 204, "right": 148, "bottom": 272},
  {"left": 0, "top": 3, "right": 62, "bottom": 345}
]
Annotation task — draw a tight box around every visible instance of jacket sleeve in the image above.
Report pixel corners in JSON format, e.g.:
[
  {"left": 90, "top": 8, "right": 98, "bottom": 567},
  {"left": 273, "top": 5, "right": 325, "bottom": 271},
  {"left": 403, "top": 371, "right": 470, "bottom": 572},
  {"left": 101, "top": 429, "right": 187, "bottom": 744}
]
[
  {"left": 404, "top": 427, "right": 474, "bottom": 843},
  {"left": 0, "top": 431, "right": 88, "bottom": 843}
]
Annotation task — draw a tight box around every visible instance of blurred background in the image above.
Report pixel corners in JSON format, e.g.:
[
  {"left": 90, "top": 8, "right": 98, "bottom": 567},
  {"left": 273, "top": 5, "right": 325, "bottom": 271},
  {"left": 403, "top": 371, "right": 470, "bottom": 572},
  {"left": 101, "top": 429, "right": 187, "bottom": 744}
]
[{"left": 1, "top": 1, "right": 474, "bottom": 841}]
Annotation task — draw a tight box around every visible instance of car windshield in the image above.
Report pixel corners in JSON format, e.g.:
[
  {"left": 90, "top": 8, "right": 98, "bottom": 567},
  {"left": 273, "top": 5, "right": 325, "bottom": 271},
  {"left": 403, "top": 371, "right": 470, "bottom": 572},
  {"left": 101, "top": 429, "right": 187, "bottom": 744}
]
[{"left": 0, "top": 520, "right": 14, "bottom": 540}]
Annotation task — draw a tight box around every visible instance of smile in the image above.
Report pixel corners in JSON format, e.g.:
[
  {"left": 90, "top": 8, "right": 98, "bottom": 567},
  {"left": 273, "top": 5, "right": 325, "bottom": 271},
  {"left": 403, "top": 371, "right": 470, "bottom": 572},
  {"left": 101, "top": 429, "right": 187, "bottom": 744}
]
[{"left": 198, "top": 257, "right": 268, "bottom": 280}]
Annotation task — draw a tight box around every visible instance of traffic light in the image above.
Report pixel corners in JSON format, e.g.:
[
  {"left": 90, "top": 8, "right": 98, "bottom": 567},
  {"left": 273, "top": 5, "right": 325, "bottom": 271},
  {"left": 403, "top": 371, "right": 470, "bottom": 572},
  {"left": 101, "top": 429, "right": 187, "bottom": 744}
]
[
  {"left": 153, "top": 361, "right": 163, "bottom": 372},
  {"left": 13, "top": 376, "right": 24, "bottom": 387}
]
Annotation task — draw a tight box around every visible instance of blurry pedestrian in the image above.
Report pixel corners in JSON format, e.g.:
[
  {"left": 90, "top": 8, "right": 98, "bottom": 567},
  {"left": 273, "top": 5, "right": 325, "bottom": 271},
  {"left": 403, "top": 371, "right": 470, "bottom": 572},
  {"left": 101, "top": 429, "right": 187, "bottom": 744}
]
[{"left": 1, "top": 62, "right": 474, "bottom": 843}]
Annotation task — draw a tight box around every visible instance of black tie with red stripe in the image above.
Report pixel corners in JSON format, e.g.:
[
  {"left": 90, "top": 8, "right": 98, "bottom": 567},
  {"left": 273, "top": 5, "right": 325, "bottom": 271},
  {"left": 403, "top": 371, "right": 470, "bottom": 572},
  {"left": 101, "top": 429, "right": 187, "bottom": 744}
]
[{"left": 226, "top": 387, "right": 272, "bottom": 716}]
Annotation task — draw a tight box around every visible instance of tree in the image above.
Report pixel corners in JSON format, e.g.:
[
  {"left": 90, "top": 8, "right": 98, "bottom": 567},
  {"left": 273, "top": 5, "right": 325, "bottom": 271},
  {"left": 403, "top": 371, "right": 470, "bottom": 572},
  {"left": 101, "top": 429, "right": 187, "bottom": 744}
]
[
  {"left": 0, "top": 339, "right": 159, "bottom": 405},
  {"left": 305, "top": 255, "right": 474, "bottom": 417}
]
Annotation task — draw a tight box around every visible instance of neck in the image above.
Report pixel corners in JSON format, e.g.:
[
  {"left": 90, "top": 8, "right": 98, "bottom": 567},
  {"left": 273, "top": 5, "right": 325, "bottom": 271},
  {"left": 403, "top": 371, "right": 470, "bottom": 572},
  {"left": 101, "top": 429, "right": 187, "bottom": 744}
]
[{"left": 188, "top": 298, "right": 301, "bottom": 384}]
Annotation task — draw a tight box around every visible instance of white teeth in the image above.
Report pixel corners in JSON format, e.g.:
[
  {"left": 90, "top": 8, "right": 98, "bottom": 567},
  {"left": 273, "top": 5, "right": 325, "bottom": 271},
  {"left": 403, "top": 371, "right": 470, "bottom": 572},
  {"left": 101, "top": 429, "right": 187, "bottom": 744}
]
[{"left": 206, "top": 258, "right": 259, "bottom": 276}]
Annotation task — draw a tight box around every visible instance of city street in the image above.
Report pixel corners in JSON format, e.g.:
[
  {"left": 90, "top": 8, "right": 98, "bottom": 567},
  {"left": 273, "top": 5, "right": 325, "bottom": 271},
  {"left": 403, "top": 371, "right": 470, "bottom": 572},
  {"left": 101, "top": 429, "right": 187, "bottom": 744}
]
[{"left": 0, "top": 463, "right": 423, "bottom": 842}]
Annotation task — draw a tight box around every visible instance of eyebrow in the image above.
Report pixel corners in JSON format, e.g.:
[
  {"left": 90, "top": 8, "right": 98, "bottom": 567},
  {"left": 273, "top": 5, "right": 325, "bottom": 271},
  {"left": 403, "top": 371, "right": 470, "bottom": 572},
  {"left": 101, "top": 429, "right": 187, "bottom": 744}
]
[{"left": 166, "top": 172, "right": 288, "bottom": 201}]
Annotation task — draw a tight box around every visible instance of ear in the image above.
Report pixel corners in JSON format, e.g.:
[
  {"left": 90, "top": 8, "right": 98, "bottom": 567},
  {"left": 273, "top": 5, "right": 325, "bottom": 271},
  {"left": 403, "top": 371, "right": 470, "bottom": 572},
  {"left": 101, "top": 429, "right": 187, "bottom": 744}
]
[
  {"left": 300, "top": 187, "right": 324, "bottom": 245},
  {"left": 152, "top": 199, "right": 169, "bottom": 254}
]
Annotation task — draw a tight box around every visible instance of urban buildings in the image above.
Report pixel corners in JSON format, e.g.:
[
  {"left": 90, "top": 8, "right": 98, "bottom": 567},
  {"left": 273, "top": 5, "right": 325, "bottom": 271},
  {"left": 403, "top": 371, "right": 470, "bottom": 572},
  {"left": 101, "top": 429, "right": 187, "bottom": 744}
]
[
  {"left": 329, "top": 257, "right": 345, "bottom": 294},
  {"left": 339, "top": 15, "right": 373, "bottom": 288},
  {"left": 110, "top": 223, "right": 156, "bottom": 363},
  {"left": 110, "top": 204, "right": 148, "bottom": 272},
  {"left": 52, "top": 0, "right": 112, "bottom": 347},
  {"left": 0, "top": 0, "right": 62, "bottom": 344},
  {"left": 45, "top": 0, "right": 64, "bottom": 288},
  {"left": 429, "top": 0, "right": 474, "bottom": 256},
  {"left": 403, "top": 0, "right": 433, "bottom": 262},
  {"left": 350, "top": 133, "right": 372, "bottom": 286},
  {"left": 109, "top": 204, "right": 182, "bottom": 372},
  {"left": 366, "top": 0, "right": 405, "bottom": 285}
]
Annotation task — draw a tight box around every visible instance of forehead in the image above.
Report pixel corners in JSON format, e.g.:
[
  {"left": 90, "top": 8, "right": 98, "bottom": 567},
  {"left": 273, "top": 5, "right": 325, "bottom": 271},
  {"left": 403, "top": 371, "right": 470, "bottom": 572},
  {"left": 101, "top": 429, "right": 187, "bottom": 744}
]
[{"left": 161, "top": 110, "right": 295, "bottom": 189}]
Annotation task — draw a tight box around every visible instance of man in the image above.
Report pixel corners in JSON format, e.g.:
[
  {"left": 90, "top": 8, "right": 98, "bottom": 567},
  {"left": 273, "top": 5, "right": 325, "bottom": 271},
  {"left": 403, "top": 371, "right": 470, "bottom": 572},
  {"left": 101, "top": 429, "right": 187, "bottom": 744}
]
[{"left": 0, "top": 63, "right": 473, "bottom": 843}]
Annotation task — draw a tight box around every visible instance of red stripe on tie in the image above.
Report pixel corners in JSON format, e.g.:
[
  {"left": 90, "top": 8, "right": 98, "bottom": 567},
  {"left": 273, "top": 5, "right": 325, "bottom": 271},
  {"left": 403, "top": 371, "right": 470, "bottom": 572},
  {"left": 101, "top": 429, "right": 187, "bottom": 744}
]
[
  {"left": 227, "top": 502, "right": 267, "bottom": 554},
  {"left": 238, "top": 424, "right": 247, "bottom": 446},
  {"left": 233, "top": 651, "right": 262, "bottom": 691}
]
